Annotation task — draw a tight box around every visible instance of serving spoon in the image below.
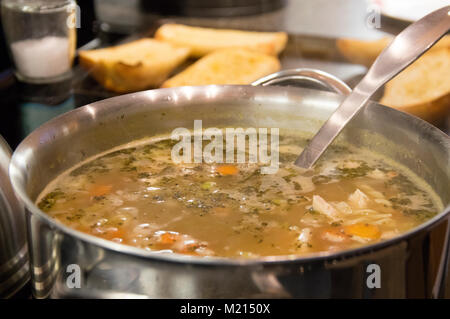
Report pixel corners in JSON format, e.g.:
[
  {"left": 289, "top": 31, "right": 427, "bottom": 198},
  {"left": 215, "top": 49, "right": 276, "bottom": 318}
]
[{"left": 295, "top": 5, "right": 450, "bottom": 169}]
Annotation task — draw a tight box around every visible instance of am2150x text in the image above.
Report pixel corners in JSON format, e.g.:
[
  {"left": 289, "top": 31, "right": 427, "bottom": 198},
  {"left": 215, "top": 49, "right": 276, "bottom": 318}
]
[{"left": 224, "top": 303, "right": 270, "bottom": 314}]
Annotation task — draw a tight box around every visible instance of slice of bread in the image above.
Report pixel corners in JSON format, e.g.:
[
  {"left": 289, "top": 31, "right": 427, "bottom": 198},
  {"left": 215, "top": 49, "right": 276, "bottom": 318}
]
[
  {"left": 155, "top": 24, "right": 287, "bottom": 57},
  {"left": 337, "top": 37, "right": 392, "bottom": 67},
  {"left": 337, "top": 36, "right": 450, "bottom": 67},
  {"left": 161, "top": 48, "right": 281, "bottom": 88},
  {"left": 380, "top": 48, "right": 450, "bottom": 125},
  {"left": 79, "top": 39, "right": 190, "bottom": 93}
]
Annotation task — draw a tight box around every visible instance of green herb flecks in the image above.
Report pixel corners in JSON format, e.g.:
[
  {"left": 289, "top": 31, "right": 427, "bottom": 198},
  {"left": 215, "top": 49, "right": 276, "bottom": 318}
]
[
  {"left": 38, "top": 189, "right": 66, "bottom": 211},
  {"left": 312, "top": 175, "right": 334, "bottom": 184},
  {"left": 120, "top": 156, "right": 137, "bottom": 172},
  {"left": 101, "top": 147, "right": 136, "bottom": 159},
  {"left": 387, "top": 174, "right": 421, "bottom": 196},
  {"left": 403, "top": 209, "right": 437, "bottom": 222},
  {"left": 337, "top": 161, "right": 373, "bottom": 179},
  {"left": 70, "top": 159, "right": 110, "bottom": 177},
  {"left": 389, "top": 197, "right": 412, "bottom": 208}
]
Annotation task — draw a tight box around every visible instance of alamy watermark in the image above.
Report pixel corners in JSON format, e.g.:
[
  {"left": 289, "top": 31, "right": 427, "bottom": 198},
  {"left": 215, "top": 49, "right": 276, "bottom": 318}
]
[
  {"left": 171, "top": 120, "right": 279, "bottom": 174},
  {"left": 366, "top": 3, "right": 381, "bottom": 29},
  {"left": 366, "top": 263, "right": 381, "bottom": 289},
  {"left": 66, "top": 264, "right": 81, "bottom": 289},
  {"left": 67, "top": 3, "right": 81, "bottom": 29}
]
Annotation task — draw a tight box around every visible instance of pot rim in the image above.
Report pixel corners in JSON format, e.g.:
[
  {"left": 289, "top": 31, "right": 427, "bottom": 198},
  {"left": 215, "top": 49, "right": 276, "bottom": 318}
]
[{"left": 10, "top": 85, "right": 450, "bottom": 266}]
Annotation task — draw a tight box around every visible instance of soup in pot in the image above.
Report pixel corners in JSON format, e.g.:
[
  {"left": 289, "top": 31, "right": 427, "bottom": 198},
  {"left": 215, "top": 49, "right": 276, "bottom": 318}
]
[{"left": 37, "top": 132, "right": 442, "bottom": 258}]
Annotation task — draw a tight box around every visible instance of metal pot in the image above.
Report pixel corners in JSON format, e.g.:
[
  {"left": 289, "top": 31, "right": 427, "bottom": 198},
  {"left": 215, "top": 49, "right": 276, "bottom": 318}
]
[
  {"left": 9, "top": 69, "right": 450, "bottom": 298},
  {"left": 0, "top": 135, "right": 29, "bottom": 298}
]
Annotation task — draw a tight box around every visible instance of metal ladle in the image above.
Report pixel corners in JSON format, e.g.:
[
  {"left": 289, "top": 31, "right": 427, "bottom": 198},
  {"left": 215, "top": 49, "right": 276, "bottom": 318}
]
[{"left": 296, "top": 5, "right": 450, "bottom": 169}]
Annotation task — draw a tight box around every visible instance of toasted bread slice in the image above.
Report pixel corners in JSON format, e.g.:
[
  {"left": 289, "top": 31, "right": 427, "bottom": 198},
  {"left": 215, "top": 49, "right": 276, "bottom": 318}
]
[
  {"left": 337, "top": 36, "right": 450, "bottom": 67},
  {"left": 161, "top": 48, "right": 280, "bottom": 88},
  {"left": 79, "top": 39, "right": 190, "bottom": 93},
  {"left": 380, "top": 48, "right": 450, "bottom": 125},
  {"left": 155, "top": 24, "right": 287, "bottom": 57},
  {"left": 336, "top": 37, "right": 392, "bottom": 67}
]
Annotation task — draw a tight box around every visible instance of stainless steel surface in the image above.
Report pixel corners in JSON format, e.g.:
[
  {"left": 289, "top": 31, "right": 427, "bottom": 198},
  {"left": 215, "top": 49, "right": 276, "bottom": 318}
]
[
  {"left": 252, "top": 68, "right": 351, "bottom": 95},
  {"left": 296, "top": 6, "right": 450, "bottom": 169},
  {"left": 0, "top": 135, "right": 29, "bottom": 298},
  {"left": 9, "top": 68, "right": 450, "bottom": 298}
]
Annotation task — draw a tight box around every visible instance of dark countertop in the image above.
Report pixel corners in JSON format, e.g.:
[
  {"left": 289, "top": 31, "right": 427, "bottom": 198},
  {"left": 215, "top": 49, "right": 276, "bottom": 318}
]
[{"left": 0, "top": 73, "right": 85, "bottom": 149}]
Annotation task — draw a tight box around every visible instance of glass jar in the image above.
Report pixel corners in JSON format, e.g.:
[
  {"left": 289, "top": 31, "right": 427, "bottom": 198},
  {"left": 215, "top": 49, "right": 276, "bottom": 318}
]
[{"left": 1, "top": 0, "right": 77, "bottom": 83}]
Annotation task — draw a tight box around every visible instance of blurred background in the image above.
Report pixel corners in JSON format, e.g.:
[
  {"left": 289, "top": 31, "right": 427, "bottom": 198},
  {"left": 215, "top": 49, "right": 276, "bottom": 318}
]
[
  {"left": 0, "top": 0, "right": 448, "bottom": 150},
  {"left": 0, "top": 0, "right": 400, "bottom": 74}
]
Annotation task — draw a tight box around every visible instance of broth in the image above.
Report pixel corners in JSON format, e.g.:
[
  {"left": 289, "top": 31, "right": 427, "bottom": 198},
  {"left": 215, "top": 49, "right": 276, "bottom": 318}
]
[{"left": 37, "top": 133, "right": 441, "bottom": 258}]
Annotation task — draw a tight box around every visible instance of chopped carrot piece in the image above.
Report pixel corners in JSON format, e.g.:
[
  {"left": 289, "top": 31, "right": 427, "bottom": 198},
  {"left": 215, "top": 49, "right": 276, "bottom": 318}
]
[
  {"left": 387, "top": 171, "right": 398, "bottom": 178},
  {"left": 216, "top": 165, "right": 239, "bottom": 176},
  {"left": 344, "top": 223, "right": 381, "bottom": 239},
  {"left": 89, "top": 184, "right": 112, "bottom": 197},
  {"left": 101, "top": 228, "right": 125, "bottom": 241},
  {"left": 159, "top": 232, "right": 179, "bottom": 245},
  {"left": 180, "top": 241, "right": 200, "bottom": 253}
]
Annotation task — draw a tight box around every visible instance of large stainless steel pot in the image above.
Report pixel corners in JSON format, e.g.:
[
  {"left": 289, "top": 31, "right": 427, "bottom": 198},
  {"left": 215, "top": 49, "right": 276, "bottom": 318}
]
[
  {"left": 0, "top": 136, "right": 29, "bottom": 298},
  {"left": 8, "top": 69, "right": 450, "bottom": 298}
]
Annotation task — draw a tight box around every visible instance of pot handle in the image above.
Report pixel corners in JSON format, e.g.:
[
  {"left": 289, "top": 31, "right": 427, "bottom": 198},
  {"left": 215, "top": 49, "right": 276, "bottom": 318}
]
[{"left": 251, "top": 68, "right": 352, "bottom": 95}]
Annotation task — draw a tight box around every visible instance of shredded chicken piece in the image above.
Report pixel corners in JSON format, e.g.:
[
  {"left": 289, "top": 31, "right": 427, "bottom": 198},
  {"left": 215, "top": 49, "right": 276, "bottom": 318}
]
[
  {"left": 338, "top": 160, "right": 360, "bottom": 169},
  {"left": 381, "top": 230, "right": 399, "bottom": 239},
  {"left": 333, "top": 201, "right": 353, "bottom": 215},
  {"left": 322, "top": 229, "right": 347, "bottom": 242},
  {"left": 312, "top": 195, "right": 340, "bottom": 221},
  {"left": 297, "top": 228, "right": 312, "bottom": 244},
  {"left": 348, "top": 189, "right": 370, "bottom": 208},
  {"left": 374, "top": 198, "right": 393, "bottom": 206},
  {"left": 368, "top": 169, "right": 387, "bottom": 180},
  {"left": 350, "top": 235, "right": 371, "bottom": 243},
  {"left": 358, "top": 184, "right": 385, "bottom": 199}
]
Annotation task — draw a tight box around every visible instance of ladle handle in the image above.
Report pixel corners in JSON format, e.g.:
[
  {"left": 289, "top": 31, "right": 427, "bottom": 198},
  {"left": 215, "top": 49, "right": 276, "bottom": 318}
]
[
  {"left": 252, "top": 68, "right": 351, "bottom": 95},
  {"left": 295, "top": 5, "right": 450, "bottom": 169}
]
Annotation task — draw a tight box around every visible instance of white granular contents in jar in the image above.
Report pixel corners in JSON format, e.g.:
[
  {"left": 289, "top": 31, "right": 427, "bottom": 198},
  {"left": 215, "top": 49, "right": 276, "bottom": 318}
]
[{"left": 11, "top": 36, "right": 71, "bottom": 78}]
